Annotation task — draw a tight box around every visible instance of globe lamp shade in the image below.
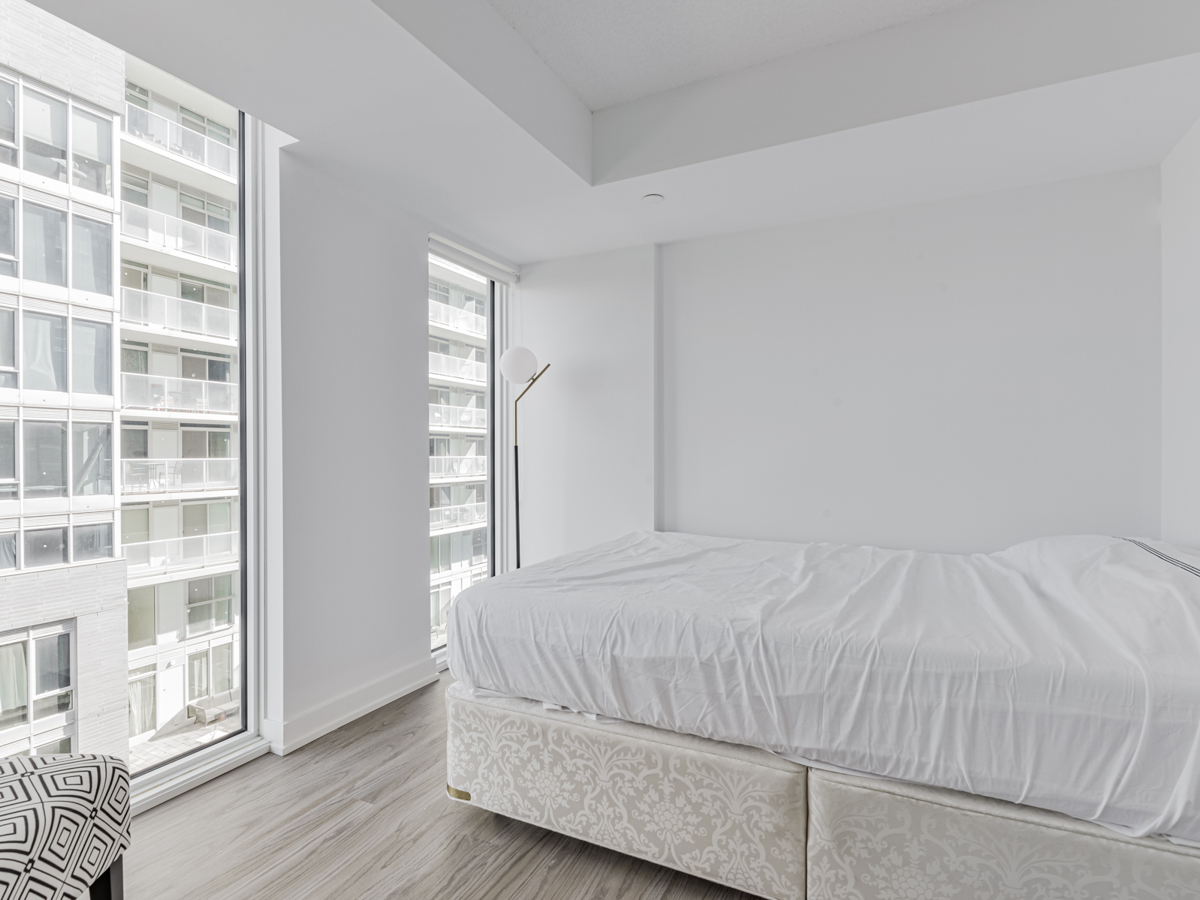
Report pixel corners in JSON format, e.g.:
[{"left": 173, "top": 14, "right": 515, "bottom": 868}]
[{"left": 500, "top": 346, "right": 538, "bottom": 384}]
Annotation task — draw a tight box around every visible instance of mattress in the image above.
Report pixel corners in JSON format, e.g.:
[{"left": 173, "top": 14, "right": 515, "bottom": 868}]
[{"left": 447, "top": 531, "right": 1200, "bottom": 845}]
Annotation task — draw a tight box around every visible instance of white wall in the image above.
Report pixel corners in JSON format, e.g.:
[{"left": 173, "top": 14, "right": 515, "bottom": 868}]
[
  {"left": 661, "top": 169, "right": 1163, "bottom": 553},
  {"left": 1161, "top": 120, "right": 1200, "bottom": 548},
  {"left": 275, "top": 151, "right": 436, "bottom": 753},
  {"left": 513, "top": 246, "right": 657, "bottom": 565}
]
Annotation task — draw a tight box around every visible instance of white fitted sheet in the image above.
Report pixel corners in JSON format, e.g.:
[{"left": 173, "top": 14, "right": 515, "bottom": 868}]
[{"left": 447, "top": 531, "right": 1200, "bottom": 844}]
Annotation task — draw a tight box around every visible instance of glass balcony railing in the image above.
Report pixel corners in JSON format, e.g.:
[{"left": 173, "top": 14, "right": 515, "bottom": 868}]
[
  {"left": 429, "top": 404, "right": 487, "bottom": 429},
  {"left": 125, "top": 532, "right": 239, "bottom": 570},
  {"left": 428, "top": 299, "right": 487, "bottom": 337},
  {"left": 429, "top": 352, "right": 486, "bottom": 384},
  {"left": 123, "top": 103, "right": 237, "bottom": 176},
  {"left": 122, "top": 373, "right": 237, "bottom": 414},
  {"left": 430, "top": 502, "right": 487, "bottom": 531},
  {"left": 429, "top": 456, "right": 487, "bottom": 479},
  {"left": 122, "top": 458, "right": 238, "bottom": 494},
  {"left": 122, "top": 287, "right": 237, "bottom": 341},
  {"left": 122, "top": 201, "right": 235, "bottom": 266}
]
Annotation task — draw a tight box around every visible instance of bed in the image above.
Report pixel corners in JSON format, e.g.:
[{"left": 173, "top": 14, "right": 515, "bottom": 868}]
[{"left": 445, "top": 531, "right": 1200, "bottom": 899}]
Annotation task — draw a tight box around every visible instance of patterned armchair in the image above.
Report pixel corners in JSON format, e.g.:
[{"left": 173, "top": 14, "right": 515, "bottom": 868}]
[{"left": 0, "top": 755, "right": 131, "bottom": 900}]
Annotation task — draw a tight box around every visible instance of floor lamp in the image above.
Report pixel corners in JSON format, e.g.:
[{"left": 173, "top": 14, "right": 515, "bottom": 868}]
[{"left": 500, "top": 346, "right": 549, "bottom": 569}]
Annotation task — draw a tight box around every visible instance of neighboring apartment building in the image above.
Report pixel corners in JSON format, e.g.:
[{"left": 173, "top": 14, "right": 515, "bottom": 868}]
[
  {"left": 117, "top": 58, "right": 241, "bottom": 772},
  {"left": 428, "top": 257, "right": 488, "bottom": 649},
  {"left": 0, "top": 0, "right": 242, "bottom": 772},
  {"left": 0, "top": 0, "right": 129, "bottom": 760}
]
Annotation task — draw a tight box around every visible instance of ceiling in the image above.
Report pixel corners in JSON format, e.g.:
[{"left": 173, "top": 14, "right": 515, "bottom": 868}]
[
  {"left": 24, "top": 0, "right": 1200, "bottom": 268},
  {"left": 484, "top": 0, "right": 986, "bottom": 110}
]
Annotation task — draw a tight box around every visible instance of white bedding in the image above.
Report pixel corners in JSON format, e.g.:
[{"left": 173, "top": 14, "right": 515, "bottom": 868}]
[{"left": 447, "top": 531, "right": 1200, "bottom": 844}]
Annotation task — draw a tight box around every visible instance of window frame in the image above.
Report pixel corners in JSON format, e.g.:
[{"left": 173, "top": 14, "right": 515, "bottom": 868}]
[{"left": 0, "top": 620, "right": 76, "bottom": 759}]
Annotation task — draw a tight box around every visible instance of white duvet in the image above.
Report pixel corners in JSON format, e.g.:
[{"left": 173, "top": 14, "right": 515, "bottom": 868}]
[{"left": 447, "top": 531, "right": 1200, "bottom": 844}]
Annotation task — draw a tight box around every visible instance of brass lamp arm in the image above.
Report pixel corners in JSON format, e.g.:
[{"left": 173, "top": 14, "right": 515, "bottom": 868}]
[{"left": 513, "top": 363, "right": 550, "bottom": 446}]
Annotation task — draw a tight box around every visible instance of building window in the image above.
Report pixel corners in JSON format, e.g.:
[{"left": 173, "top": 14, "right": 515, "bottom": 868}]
[
  {"left": 24, "top": 421, "right": 67, "bottom": 499},
  {"left": 71, "top": 217, "right": 113, "bottom": 295},
  {"left": 23, "top": 312, "right": 67, "bottom": 392},
  {"left": 0, "top": 309, "right": 17, "bottom": 388},
  {"left": 0, "top": 420, "right": 14, "bottom": 500},
  {"left": 127, "top": 586, "right": 155, "bottom": 651},
  {"left": 23, "top": 203, "right": 67, "bottom": 287},
  {"left": 0, "top": 622, "right": 75, "bottom": 758},
  {"left": 187, "top": 573, "right": 234, "bottom": 637},
  {"left": 0, "top": 196, "right": 16, "bottom": 278},
  {"left": 187, "top": 650, "right": 208, "bottom": 703},
  {"left": 0, "top": 79, "right": 16, "bottom": 168},
  {"left": 71, "top": 108, "right": 112, "bottom": 195},
  {"left": 24, "top": 528, "right": 67, "bottom": 568},
  {"left": 22, "top": 88, "right": 68, "bottom": 183},
  {"left": 72, "top": 523, "right": 112, "bottom": 562},
  {"left": 72, "top": 321, "right": 112, "bottom": 395},
  {"left": 127, "top": 664, "right": 155, "bottom": 738}
]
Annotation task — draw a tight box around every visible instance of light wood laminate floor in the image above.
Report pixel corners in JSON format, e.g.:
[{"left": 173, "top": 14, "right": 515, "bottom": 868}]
[{"left": 123, "top": 673, "right": 752, "bottom": 900}]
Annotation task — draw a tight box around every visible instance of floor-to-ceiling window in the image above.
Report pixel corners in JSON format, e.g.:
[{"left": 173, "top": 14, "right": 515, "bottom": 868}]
[
  {"left": 428, "top": 255, "right": 490, "bottom": 650},
  {"left": 119, "top": 65, "right": 246, "bottom": 774}
]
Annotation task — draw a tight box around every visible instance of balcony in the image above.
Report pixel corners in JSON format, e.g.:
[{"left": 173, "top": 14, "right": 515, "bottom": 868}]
[
  {"left": 430, "top": 502, "right": 486, "bottom": 531},
  {"left": 122, "top": 287, "right": 237, "bottom": 341},
  {"left": 123, "top": 103, "right": 237, "bottom": 176},
  {"left": 429, "top": 299, "right": 486, "bottom": 337},
  {"left": 429, "top": 404, "right": 487, "bottom": 430},
  {"left": 122, "top": 373, "right": 237, "bottom": 415},
  {"left": 122, "top": 458, "right": 238, "bottom": 494},
  {"left": 122, "top": 201, "right": 235, "bottom": 267},
  {"left": 125, "top": 531, "right": 238, "bottom": 571},
  {"left": 430, "top": 456, "right": 487, "bottom": 479},
  {"left": 429, "top": 352, "right": 486, "bottom": 384}
]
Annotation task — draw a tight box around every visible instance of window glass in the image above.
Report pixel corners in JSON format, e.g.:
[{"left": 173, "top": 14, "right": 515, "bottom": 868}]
[
  {"left": 128, "top": 668, "right": 155, "bottom": 738},
  {"left": 22, "top": 89, "right": 67, "bottom": 182},
  {"left": 0, "top": 642, "right": 28, "bottom": 728},
  {"left": 35, "top": 737, "right": 71, "bottom": 756},
  {"left": 187, "top": 651, "right": 208, "bottom": 702},
  {"left": 209, "top": 431, "right": 230, "bottom": 458},
  {"left": 71, "top": 218, "right": 112, "bottom": 294},
  {"left": 0, "top": 196, "right": 15, "bottom": 278},
  {"left": 0, "top": 534, "right": 15, "bottom": 569},
  {"left": 122, "top": 428, "right": 148, "bottom": 460},
  {"left": 182, "top": 504, "right": 207, "bottom": 536},
  {"left": 120, "top": 263, "right": 147, "bottom": 291},
  {"left": 0, "top": 80, "right": 15, "bottom": 166},
  {"left": 0, "top": 309, "right": 15, "bottom": 375},
  {"left": 24, "top": 422, "right": 66, "bottom": 498},
  {"left": 71, "top": 108, "right": 111, "bottom": 194},
  {"left": 120, "top": 171, "right": 148, "bottom": 207},
  {"left": 73, "top": 523, "right": 112, "bottom": 561},
  {"left": 121, "top": 347, "right": 147, "bottom": 374},
  {"left": 24, "top": 528, "right": 67, "bottom": 567},
  {"left": 72, "top": 423, "right": 111, "bottom": 496},
  {"left": 71, "top": 321, "right": 111, "bottom": 394},
  {"left": 207, "top": 359, "right": 230, "bottom": 382},
  {"left": 23, "top": 313, "right": 66, "bottom": 391},
  {"left": 180, "top": 281, "right": 204, "bottom": 304},
  {"left": 121, "top": 507, "right": 149, "bottom": 545},
  {"left": 22, "top": 204, "right": 66, "bottom": 286},
  {"left": 0, "top": 421, "right": 13, "bottom": 482},
  {"left": 127, "top": 586, "right": 155, "bottom": 651},
  {"left": 181, "top": 356, "right": 206, "bottom": 380},
  {"left": 35, "top": 634, "right": 69, "bottom": 695},
  {"left": 212, "top": 644, "right": 233, "bottom": 695},
  {"left": 182, "top": 431, "right": 206, "bottom": 458}
]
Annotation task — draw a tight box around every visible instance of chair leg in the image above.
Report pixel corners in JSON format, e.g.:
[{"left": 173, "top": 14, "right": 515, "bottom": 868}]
[{"left": 90, "top": 855, "right": 123, "bottom": 900}]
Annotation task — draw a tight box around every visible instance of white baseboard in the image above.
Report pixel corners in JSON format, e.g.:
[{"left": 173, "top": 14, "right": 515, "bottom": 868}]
[{"left": 267, "top": 658, "right": 440, "bottom": 756}]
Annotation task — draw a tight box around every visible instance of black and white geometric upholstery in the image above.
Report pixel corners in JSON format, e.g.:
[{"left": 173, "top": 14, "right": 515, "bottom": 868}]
[{"left": 0, "top": 755, "right": 130, "bottom": 900}]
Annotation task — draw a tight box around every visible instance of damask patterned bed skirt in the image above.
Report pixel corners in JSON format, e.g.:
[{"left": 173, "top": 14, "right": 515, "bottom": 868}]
[
  {"left": 447, "top": 686, "right": 1200, "bottom": 900},
  {"left": 444, "top": 684, "right": 809, "bottom": 900},
  {"left": 808, "top": 769, "right": 1200, "bottom": 900}
]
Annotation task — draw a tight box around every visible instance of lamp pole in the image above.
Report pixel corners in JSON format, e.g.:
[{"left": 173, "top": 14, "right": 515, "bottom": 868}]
[{"left": 513, "top": 364, "right": 549, "bottom": 569}]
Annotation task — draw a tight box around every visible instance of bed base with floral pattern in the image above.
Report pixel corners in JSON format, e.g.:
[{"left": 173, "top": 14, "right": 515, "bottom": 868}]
[{"left": 445, "top": 686, "right": 1200, "bottom": 900}]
